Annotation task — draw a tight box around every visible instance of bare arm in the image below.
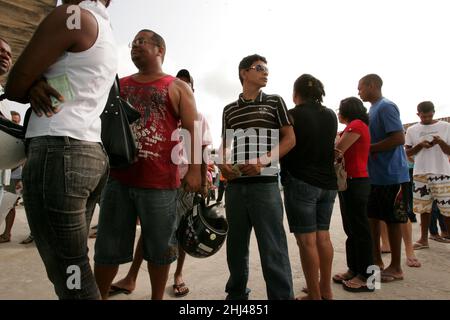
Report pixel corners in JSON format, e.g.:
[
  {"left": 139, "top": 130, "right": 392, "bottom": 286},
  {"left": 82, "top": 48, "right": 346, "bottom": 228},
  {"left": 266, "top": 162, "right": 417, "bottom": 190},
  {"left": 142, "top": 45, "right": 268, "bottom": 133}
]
[
  {"left": 432, "top": 135, "right": 450, "bottom": 155},
  {"left": 169, "top": 79, "right": 201, "bottom": 192},
  {"left": 217, "top": 136, "right": 240, "bottom": 181},
  {"left": 405, "top": 140, "right": 433, "bottom": 157},
  {"left": 240, "top": 125, "right": 295, "bottom": 176},
  {"left": 336, "top": 131, "right": 361, "bottom": 154},
  {"left": 258, "top": 125, "right": 295, "bottom": 166},
  {"left": 370, "top": 130, "right": 405, "bottom": 154},
  {"left": 5, "top": 5, "right": 98, "bottom": 102}
]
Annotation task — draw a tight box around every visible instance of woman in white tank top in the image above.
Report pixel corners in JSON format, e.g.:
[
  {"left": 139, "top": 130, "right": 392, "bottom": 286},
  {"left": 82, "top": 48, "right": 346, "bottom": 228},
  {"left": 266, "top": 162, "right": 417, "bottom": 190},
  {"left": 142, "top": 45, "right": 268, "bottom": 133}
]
[{"left": 5, "top": 0, "right": 117, "bottom": 300}]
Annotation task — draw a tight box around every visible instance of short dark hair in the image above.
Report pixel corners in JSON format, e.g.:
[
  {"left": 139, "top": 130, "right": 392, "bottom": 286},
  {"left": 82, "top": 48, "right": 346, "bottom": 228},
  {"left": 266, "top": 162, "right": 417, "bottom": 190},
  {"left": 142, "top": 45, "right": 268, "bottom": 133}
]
[
  {"left": 10, "top": 110, "right": 20, "bottom": 118},
  {"left": 361, "top": 74, "right": 383, "bottom": 89},
  {"left": 176, "top": 69, "right": 190, "bottom": 79},
  {"left": 417, "top": 101, "right": 435, "bottom": 113},
  {"left": 139, "top": 29, "right": 166, "bottom": 61},
  {"left": 293, "top": 74, "right": 325, "bottom": 104},
  {"left": 339, "top": 97, "right": 369, "bottom": 125},
  {"left": 176, "top": 69, "right": 194, "bottom": 90},
  {"left": 238, "top": 54, "right": 267, "bottom": 85}
]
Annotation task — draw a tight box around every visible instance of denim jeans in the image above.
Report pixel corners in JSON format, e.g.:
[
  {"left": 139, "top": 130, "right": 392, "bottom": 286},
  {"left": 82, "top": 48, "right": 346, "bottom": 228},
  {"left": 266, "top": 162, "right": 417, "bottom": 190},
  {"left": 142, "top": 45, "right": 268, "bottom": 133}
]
[
  {"left": 224, "top": 181, "right": 293, "bottom": 300},
  {"left": 430, "top": 201, "right": 447, "bottom": 235},
  {"left": 22, "top": 136, "right": 108, "bottom": 299},
  {"left": 282, "top": 172, "right": 337, "bottom": 234},
  {"left": 338, "top": 178, "right": 373, "bottom": 278}
]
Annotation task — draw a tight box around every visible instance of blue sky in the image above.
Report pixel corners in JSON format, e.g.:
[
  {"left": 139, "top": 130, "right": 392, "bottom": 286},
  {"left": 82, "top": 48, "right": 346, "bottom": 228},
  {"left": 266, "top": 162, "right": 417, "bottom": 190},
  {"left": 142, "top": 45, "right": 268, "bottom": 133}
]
[{"left": 10, "top": 0, "right": 450, "bottom": 147}]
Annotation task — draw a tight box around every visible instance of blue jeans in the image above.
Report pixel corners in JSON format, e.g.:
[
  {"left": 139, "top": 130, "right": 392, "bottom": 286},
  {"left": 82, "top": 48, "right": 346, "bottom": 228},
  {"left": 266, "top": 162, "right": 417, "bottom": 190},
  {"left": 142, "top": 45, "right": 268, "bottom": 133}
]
[
  {"left": 430, "top": 201, "right": 447, "bottom": 235},
  {"left": 224, "top": 181, "right": 293, "bottom": 300},
  {"left": 22, "top": 136, "right": 108, "bottom": 300}
]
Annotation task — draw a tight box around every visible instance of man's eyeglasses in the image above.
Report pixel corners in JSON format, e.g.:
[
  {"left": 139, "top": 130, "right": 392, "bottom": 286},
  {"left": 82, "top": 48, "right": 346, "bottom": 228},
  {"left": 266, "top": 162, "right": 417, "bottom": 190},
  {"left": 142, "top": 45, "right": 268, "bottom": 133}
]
[
  {"left": 248, "top": 64, "right": 269, "bottom": 73},
  {"left": 129, "top": 39, "right": 159, "bottom": 48}
]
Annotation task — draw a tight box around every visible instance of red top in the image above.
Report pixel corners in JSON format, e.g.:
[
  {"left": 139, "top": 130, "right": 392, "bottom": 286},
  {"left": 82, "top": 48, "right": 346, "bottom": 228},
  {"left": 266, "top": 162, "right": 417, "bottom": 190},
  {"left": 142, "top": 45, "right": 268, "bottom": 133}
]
[
  {"left": 341, "top": 119, "right": 370, "bottom": 178},
  {"left": 110, "top": 75, "right": 181, "bottom": 189}
]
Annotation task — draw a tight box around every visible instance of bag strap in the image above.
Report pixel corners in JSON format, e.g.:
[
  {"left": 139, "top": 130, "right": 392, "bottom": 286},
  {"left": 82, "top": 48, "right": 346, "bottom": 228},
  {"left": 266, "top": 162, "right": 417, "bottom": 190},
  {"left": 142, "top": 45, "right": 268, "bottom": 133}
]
[
  {"left": 114, "top": 75, "right": 120, "bottom": 96},
  {"left": 334, "top": 148, "right": 346, "bottom": 167}
]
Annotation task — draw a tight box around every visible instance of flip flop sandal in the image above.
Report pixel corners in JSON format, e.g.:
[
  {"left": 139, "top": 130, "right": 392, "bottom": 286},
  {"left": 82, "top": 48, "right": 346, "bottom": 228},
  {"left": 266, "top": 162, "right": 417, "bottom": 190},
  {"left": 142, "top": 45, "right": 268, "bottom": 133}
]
[
  {"left": 173, "top": 282, "right": 189, "bottom": 297},
  {"left": 342, "top": 279, "right": 375, "bottom": 293},
  {"left": 108, "top": 285, "right": 132, "bottom": 297},
  {"left": 0, "top": 234, "right": 11, "bottom": 243},
  {"left": 430, "top": 235, "right": 450, "bottom": 243},
  {"left": 406, "top": 257, "right": 421, "bottom": 268},
  {"left": 380, "top": 273, "right": 404, "bottom": 283},
  {"left": 413, "top": 242, "right": 429, "bottom": 250},
  {"left": 332, "top": 271, "right": 354, "bottom": 284}
]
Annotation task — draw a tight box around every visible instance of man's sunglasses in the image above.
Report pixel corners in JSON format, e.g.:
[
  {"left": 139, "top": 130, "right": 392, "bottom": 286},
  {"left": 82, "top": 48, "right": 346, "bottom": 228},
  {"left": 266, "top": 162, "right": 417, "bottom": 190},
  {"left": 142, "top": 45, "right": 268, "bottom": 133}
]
[{"left": 248, "top": 64, "right": 269, "bottom": 73}]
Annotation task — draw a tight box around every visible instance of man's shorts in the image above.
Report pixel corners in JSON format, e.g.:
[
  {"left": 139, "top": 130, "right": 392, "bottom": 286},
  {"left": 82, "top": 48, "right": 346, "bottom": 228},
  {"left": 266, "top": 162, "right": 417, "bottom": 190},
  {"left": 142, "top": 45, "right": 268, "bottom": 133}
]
[
  {"left": 413, "top": 174, "right": 450, "bottom": 217},
  {"left": 94, "top": 177, "right": 178, "bottom": 266},
  {"left": 176, "top": 187, "right": 195, "bottom": 220},
  {"left": 367, "top": 183, "right": 409, "bottom": 223}
]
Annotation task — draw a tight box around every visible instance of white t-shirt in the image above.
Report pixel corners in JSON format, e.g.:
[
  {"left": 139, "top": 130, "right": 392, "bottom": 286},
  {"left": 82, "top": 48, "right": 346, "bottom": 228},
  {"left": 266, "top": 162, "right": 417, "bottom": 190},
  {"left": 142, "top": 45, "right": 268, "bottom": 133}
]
[
  {"left": 405, "top": 120, "right": 450, "bottom": 176},
  {"left": 0, "top": 85, "right": 12, "bottom": 186},
  {"left": 25, "top": 1, "right": 118, "bottom": 142}
]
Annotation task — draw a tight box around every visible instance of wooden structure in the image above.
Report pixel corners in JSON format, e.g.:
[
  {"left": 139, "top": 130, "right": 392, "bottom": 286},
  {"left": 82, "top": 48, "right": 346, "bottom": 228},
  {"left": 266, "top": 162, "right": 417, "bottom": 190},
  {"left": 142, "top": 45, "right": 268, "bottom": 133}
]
[{"left": 0, "top": 0, "right": 57, "bottom": 82}]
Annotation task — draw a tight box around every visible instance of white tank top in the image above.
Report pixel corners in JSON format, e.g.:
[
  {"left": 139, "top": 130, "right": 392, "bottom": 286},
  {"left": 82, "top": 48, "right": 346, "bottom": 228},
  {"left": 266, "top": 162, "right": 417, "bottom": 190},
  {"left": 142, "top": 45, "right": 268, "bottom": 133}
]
[{"left": 26, "top": 1, "right": 118, "bottom": 142}]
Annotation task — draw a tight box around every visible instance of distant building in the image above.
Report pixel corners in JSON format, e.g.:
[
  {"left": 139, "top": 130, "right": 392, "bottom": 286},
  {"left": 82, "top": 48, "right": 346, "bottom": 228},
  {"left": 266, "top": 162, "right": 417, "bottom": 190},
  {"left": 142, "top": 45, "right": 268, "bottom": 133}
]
[{"left": 404, "top": 117, "right": 450, "bottom": 130}]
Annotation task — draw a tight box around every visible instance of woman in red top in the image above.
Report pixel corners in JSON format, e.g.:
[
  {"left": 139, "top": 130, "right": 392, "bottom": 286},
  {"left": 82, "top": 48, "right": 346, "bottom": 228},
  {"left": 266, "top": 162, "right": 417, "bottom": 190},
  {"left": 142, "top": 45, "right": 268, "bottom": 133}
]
[{"left": 333, "top": 97, "right": 374, "bottom": 292}]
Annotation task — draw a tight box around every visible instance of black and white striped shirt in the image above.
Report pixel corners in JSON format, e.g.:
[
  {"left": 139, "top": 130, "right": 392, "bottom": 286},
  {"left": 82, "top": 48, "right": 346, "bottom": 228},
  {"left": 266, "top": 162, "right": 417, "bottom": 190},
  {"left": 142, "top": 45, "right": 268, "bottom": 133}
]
[{"left": 221, "top": 91, "right": 291, "bottom": 175}]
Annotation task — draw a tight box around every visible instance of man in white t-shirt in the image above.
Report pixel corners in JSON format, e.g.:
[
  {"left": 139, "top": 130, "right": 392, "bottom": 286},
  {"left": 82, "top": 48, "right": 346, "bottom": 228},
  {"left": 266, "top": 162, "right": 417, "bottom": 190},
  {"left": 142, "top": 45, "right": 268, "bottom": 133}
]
[{"left": 405, "top": 101, "right": 450, "bottom": 249}]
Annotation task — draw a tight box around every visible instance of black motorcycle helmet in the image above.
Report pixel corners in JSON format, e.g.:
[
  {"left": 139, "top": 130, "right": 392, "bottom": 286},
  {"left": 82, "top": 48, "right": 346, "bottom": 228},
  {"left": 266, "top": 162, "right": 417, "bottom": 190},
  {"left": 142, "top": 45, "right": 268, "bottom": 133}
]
[{"left": 177, "top": 196, "right": 228, "bottom": 258}]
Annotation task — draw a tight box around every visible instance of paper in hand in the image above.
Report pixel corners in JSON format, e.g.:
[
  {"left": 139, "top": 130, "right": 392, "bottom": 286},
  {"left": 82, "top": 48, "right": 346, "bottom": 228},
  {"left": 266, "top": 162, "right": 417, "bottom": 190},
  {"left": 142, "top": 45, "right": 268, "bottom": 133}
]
[{"left": 47, "top": 74, "right": 74, "bottom": 107}]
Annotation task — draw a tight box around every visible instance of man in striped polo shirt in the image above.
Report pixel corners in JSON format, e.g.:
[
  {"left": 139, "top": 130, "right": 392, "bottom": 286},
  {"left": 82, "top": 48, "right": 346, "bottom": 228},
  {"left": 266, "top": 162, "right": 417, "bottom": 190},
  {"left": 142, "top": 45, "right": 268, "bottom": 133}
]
[{"left": 218, "top": 54, "right": 296, "bottom": 300}]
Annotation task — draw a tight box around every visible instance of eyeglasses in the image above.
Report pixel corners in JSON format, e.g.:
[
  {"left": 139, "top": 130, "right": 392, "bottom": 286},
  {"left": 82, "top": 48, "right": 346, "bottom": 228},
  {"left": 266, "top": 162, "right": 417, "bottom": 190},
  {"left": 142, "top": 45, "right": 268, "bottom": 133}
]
[
  {"left": 248, "top": 64, "right": 269, "bottom": 73},
  {"left": 128, "top": 39, "right": 160, "bottom": 48}
]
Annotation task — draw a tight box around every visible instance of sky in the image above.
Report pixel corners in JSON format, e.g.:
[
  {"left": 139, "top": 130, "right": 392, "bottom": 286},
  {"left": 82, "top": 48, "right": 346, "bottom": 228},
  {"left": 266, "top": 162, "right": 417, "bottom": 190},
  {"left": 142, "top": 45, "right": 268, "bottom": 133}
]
[{"left": 9, "top": 0, "right": 450, "bottom": 148}]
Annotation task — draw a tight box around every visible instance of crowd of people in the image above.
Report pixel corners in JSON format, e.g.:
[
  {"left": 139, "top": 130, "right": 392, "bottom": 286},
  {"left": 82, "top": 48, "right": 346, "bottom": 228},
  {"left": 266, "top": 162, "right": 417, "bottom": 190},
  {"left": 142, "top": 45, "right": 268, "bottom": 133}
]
[{"left": 1, "top": 0, "right": 449, "bottom": 300}]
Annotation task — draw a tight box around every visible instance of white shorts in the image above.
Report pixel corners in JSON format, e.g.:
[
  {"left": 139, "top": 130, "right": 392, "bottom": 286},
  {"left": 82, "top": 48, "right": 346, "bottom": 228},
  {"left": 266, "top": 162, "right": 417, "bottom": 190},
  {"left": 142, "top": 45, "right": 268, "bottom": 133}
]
[{"left": 413, "top": 174, "right": 450, "bottom": 217}]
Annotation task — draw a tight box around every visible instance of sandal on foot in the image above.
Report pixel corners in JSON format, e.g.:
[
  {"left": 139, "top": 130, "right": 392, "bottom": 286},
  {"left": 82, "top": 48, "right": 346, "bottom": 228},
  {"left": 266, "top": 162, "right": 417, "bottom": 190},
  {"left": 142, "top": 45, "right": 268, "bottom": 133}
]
[
  {"left": 108, "top": 285, "right": 132, "bottom": 297},
  {"left": 342, "top": 279, "right": 375, "bottom": 293},
  {"left": 429, "top": 235, "right": 450, "bottom": 243},
  {"left": 406, "top": 257, "right": 421, "bottom": 268},
  {"left": 332, "top": 271, "right": 354, "bottom": 284},
  {"left": 380, "top": 272, "right": 404, "bottom": 283},
  {"left": 413, "top": 242, "right": 429, "bottom": 250},
  {"left": 0, "top": 234, "right": 11, "bottom": 243},
  {"left": 20, "top": 235, "right": 34, "bottom": 244},
  {"left": 173, "top": 282, "right": 189, "bottom": 297}
]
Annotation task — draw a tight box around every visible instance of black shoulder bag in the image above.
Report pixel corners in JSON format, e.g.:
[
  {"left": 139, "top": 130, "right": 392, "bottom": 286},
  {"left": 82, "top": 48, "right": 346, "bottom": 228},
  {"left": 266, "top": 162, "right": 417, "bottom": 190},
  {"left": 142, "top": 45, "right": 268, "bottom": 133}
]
[{"left": 101, "top": 76, "right": 141, "bottom": 168}]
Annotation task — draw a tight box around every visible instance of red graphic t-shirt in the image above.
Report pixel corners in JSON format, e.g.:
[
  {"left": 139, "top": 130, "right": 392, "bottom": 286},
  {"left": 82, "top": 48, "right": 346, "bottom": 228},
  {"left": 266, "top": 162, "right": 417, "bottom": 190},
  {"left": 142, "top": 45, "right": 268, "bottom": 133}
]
[
  {"left": 110, "top": 75, "right": 181, "bottom": 189},
  {"left": 340, "top": 119, "right": 370, "bottom": 178}
]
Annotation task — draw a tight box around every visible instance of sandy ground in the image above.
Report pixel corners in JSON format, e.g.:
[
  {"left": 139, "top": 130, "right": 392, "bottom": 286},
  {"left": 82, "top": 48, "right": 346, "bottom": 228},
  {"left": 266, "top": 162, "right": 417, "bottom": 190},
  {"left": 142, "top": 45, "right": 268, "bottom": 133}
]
[{"left": 0, "top": 199, "right": 449, "bottom": 300}]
